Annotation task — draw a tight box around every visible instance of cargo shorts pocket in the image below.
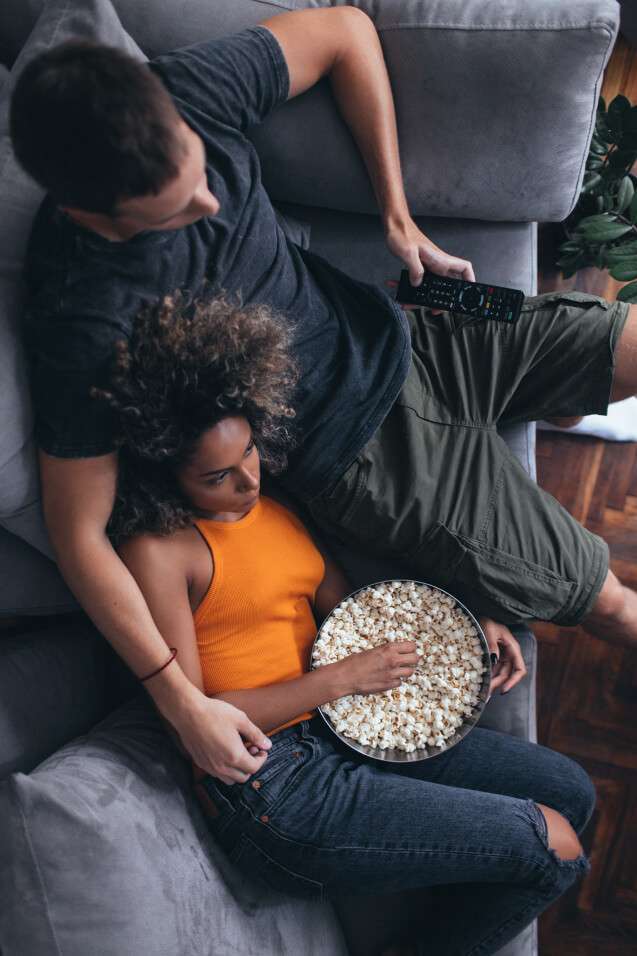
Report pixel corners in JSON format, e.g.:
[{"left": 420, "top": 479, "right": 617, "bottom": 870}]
[
  {"left": 407, "top": 521, "right": 471, "bottom": 589},
  {"left": 229, "top": 834, "right": 324, "bottom": 901},
  {"left": 409, "top": 523, "right": 576, "bottom": 623}
]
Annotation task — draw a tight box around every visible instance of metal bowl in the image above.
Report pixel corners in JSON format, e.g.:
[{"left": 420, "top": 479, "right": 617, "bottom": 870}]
[{"left": 312, "top": 579, "right": 492, "bottom": 763}]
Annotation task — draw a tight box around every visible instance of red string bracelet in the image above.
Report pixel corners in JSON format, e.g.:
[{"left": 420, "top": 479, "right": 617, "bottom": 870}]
[{"left": 139, "top": 647, "right": 178, "bottom": 683}]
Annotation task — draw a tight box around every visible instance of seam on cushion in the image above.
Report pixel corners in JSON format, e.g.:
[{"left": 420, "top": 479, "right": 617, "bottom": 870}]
[
  {"left": 569, "top": 32, "right": 613, "bottom": 215},
  {"left": 379, "top": 22, "right": 615, "bottom": 34},
  {"left": 0, "top": 602, "right": 77, "bottom": 616},
  {"left": 10, "top": 779, "right": 64, "bottom": 956}
]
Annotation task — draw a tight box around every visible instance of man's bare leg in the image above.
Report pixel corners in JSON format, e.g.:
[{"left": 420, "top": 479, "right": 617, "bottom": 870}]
[
  {"left": 544, "top": 415, "right": 584, "bottom": 427},
  {"left": 581, "top": 569, "right": 637, "bottom": 648},
  {"left": 610, "top": 302, "right": 637, "bottom": 402}
]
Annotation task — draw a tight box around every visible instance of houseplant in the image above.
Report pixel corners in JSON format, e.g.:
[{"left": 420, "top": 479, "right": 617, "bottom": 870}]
[{"left": 557, "top": 94, "right": 637, "bottom": 302}]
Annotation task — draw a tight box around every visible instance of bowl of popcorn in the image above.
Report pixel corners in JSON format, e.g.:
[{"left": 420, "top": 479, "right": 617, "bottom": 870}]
[{"left": 312, "top": 580, "right": 491, "bottom": 762}]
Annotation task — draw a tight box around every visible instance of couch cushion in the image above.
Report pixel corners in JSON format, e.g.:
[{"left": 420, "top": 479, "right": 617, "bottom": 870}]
[
  {"left": 0, "top": 527, "right": 76, "bottom": 615},
  {"left": 0, "top": 0, "right": 144, "bottom": 559},
  {"left": 0, "top": 618, "right": 136, "bottom": 780},
  {"left": 0, "top": 695, "right": 348, "bottom": 956}
]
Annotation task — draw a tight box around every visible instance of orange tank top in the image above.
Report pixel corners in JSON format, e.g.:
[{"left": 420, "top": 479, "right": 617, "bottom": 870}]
[{"left": 193, "top": 497, "right": 325, "bottom": 734}]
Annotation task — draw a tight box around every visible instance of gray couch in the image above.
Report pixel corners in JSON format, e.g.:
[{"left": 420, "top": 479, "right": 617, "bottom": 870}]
[{"left": 0, "top": 1, "right": 620, "bottom": 954}]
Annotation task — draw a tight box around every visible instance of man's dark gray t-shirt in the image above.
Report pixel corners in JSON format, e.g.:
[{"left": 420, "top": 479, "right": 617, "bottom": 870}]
[{"left": 24, "top": 27, "right": 410, "bottom": 499}]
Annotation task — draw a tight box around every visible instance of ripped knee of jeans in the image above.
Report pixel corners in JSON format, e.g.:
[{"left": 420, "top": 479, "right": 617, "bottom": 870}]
[{"left": 525, "top": 800, "right": 590, "bottom": 881}]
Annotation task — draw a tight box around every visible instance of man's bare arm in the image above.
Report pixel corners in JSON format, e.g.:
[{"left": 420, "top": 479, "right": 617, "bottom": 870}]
[
  {"left": 39, "top": 450, "right": 271, "bottom": 781},
  {"left": 261, "top": 6, "right": 474, "bottom": 284}
]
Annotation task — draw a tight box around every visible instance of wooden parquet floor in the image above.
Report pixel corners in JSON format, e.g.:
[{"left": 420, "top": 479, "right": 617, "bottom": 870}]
[
  {"left": 533, "top": 436, "right": 637, "bottom": 956},
  {"left": 534, "top": 34, "right": 637, "bottom": 956}
]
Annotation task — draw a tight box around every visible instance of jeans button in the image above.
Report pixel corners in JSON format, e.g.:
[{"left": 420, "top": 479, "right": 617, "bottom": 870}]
[
  {"left": 252, "top": 780, "right": 262, "bottom": 790},
  {"left": 260, "top": 815, "right": 270, "bottom": 824}
]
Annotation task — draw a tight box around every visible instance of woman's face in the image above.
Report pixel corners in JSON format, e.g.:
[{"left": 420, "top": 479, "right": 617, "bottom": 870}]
[{"left": 176, "top": 416, "right": 261, "bottom": 521}]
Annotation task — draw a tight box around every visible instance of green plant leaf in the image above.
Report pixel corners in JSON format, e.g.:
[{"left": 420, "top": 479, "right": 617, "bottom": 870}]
[
  {"left": 609, "top": 259, "right": 637, "bottom": 280},
  {"left": 617, "top": 280, "right": 637, "bottom": 302},
  {"left": 577, "top": 221, "right": 634, "bottom": 242},
  {"left": 580, "top": 173, "right": 603, "bottom": 194},
  {"left": 589, "top": 139, "right": 607, "bottom": 156},
  {"left": 605, "top": 240, "right": 637, "bottom": 263},
  {"left": 616, "top": 176, "right": 635, "bottom": 214},
  {"left": 595, "top": 117, "right": 612, "bottom": 142},
  {"left": 629, "top": 189, "right": 637, "bottom": 224},
  {"left": 577, "top": 214, "right": 616, "bottom": 226}
]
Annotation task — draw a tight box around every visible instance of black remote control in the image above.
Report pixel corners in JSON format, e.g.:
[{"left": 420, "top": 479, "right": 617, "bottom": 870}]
[{"left": 395, "top": 270, "right": 524, "bottom": 324}]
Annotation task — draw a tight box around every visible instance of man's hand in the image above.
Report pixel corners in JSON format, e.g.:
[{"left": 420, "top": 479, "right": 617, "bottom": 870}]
[
  {"left": 386, "top": 217, "right": 475, "bottom": 288},
  {"left": 479, "top": 617, "right": 527, "bottom": 696},
  {"left": 174, "top": 693, "right": 271, "bottom": 785}
]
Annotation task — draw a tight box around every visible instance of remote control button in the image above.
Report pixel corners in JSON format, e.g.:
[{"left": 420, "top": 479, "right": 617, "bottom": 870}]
[{"left": 458, "top": 286, "right": 484, "bottom": 311}]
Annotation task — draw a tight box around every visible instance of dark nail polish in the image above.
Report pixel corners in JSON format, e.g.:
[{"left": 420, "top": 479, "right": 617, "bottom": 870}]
[
  {"left": 502, "top": 689, "right": 510, "bottom": 695},
  {"left": 490, "top": 653, "right": 499, "bottom": 666}
]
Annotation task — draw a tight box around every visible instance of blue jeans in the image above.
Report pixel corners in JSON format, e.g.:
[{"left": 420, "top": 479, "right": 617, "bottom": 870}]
[{"left": 197, "top": 718, "right": 594, "bottom": 956}]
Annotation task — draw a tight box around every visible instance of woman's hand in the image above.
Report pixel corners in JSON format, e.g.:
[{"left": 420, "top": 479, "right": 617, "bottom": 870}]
[
  {"left": 479, "top": 617, "right": 528, "bottom": 696},
  {"left": 385, "top": 216, "right": 475, "bottom": 288},
  {"left": 334, "top": 641, "right": 419, "bottom": 696}
]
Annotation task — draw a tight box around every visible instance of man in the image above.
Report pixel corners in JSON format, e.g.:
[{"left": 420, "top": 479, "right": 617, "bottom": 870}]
[{"left": 10, "top": 7, "right": 637, "bottom": 784}]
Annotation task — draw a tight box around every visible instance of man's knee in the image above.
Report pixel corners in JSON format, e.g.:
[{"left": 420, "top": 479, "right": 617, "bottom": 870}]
[
  {"left": 586, "top": 569, "right": 627, "bottom": 624},
  {"left": 536, "top": 803, "right": 584, "bottom": 862}
]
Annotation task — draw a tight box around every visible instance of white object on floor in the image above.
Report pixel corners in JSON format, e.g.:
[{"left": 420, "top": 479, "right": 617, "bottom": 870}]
[{"left": 537, "top": 397, "right": 637, "bottom": 441}]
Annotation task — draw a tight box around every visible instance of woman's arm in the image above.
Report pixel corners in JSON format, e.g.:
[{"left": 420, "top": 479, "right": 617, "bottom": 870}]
[
  {"left": 313, "top": 551, "right": 351, "bottom": 623},
  {"left": 216, "top": 640, "right": 417, "bottom": 734},
  {"left": 118, "top": 532, "right": 272, "bottom": 780}
]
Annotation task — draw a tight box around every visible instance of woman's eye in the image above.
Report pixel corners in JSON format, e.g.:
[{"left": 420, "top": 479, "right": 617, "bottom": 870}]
[
  {"left": 244, "top": 441, "right": 255, "bottom": 457},
  {"left": 207, "top": 472, "right": 227, "bottom": 486}
]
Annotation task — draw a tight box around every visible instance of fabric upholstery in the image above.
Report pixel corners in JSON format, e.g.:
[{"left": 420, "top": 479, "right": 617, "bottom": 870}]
[
  {"left": 0, "top": 695, "right": 349, "bottom": 956},
  {"left": 0, "top": 618, "right": 134, "bottom": 780},
  {"left": 0, "top": 526, "right": 75, "bottom": 614}
]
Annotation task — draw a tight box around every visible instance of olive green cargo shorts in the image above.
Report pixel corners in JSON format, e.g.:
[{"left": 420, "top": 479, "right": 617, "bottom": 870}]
[{"left": 308, "top": 292, "right": 631, "bottom": 626}]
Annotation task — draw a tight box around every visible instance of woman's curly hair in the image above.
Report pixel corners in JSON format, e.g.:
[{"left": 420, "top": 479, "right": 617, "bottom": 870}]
[{"left": 93, "top": 290, "right": 298, "bottom": 543}]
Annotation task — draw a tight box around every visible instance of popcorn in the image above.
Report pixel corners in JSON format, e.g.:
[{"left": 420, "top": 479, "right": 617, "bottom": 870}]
[{"left": 313, "top": 581, "right": 486, "bottom": 754}]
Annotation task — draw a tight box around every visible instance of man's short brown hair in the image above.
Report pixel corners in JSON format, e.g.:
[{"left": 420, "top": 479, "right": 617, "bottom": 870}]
[{"left": 10, "top": 41, "right": 186, "bottom": 214}]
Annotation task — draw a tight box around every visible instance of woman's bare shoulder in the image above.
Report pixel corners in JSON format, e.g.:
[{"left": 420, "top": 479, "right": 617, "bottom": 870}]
[{"left": 118, "top": 526, "right": 201, "bottom": 572}]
